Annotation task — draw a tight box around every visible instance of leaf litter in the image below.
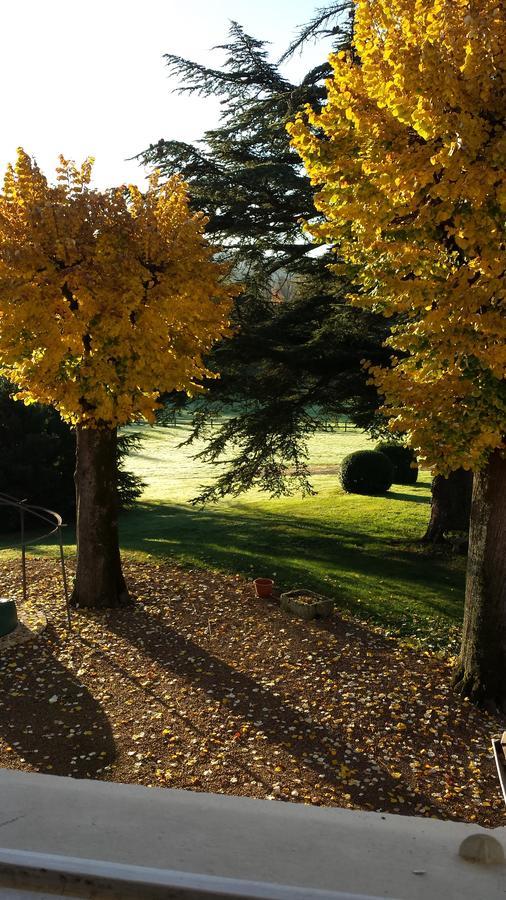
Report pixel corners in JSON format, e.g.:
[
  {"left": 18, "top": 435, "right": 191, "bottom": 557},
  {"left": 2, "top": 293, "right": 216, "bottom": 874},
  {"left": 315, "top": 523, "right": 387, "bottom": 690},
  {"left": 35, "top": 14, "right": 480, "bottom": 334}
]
[{"left": 0, "top": 558, "right": 504, "bottom": 825}]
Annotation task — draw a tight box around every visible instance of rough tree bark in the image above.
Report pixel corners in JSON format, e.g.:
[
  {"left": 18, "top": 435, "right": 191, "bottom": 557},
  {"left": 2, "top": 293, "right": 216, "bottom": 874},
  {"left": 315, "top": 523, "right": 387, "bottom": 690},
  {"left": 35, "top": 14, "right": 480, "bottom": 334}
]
[
  {"left": 453, "top": 451, "right": 506, "bottom": 710},
  {"left": 422, "top": 468, "right": 473, "bottom": 543},
  {"left": 71, "top": 426, "right": 130, "bottom": 608}
]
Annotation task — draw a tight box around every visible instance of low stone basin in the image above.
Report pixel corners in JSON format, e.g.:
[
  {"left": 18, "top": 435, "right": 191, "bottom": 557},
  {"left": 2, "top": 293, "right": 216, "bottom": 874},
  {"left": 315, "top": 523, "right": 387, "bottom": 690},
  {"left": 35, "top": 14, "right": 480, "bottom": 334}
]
[{"left": 279, "top": 589, "right": 333, "bottom": 621}]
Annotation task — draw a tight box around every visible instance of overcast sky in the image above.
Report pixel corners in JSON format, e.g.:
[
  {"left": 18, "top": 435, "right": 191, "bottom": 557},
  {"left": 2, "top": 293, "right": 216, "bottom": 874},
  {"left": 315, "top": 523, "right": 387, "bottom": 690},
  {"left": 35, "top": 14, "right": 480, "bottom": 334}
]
[{"left": 0, "top": 0, "right": 335, "bottom": 189}]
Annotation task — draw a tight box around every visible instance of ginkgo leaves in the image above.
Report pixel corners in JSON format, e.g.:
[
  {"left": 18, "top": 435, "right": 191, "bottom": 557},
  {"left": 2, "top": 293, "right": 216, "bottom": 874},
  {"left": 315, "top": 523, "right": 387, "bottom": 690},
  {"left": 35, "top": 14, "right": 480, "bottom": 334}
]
[
  {"left": 288, "top": 0, "right": 506, "bottom": 473},
  {"left": 0, "top": 149, "right": 239, "bottom": 427}
]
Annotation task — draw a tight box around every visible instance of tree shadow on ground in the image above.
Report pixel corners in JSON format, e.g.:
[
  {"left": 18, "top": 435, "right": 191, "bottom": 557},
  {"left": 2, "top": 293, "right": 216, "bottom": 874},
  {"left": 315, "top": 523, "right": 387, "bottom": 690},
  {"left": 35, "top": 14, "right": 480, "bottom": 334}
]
[
  {"left": 104, "top": 603, "right": 451, "bottom": 820},
  {"left": 120, "top": 501, "right": 464, "bottom": 624},
  {"left": 0, "top": 624, "right": 116, "bottom": 777},
  {"left": 387, "top": 489, "right": 430, "bottom": 504}
]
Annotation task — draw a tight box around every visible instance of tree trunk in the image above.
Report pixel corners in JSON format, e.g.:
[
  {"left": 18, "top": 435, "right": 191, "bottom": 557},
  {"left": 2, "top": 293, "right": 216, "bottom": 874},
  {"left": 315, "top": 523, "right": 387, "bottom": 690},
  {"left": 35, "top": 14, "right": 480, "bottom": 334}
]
[
  {"left": 453, "top": 451, "right": 506, "bottom": 710},
  {"left": 71, "top": 426, "right": 130, "bottom": 609},
  {"left": 422, "top": 468, "right": 473, "bottom": 542}
]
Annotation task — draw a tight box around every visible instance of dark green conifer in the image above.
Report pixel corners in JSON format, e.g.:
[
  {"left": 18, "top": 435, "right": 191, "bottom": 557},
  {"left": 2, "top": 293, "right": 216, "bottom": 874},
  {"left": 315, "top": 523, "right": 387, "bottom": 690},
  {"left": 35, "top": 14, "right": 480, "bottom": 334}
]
[{"left": 138, "top": 12, "right": 389, "bottom": 502}]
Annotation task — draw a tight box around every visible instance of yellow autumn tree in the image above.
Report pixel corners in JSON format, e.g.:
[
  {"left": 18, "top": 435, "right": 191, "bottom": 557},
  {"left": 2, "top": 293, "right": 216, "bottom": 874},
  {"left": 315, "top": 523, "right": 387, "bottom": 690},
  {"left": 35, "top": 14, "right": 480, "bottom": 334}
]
[
  {"left": 0, "top": 149, "right": 238, "bottom": 608},
  {"left": 289, "top": 0, "right": 506, "bottom": 706}
]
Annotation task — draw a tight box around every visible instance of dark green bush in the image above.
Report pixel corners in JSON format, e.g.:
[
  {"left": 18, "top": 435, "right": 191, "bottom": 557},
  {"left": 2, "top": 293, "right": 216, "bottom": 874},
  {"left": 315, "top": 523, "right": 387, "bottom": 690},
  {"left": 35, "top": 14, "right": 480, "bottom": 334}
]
[
  {"left": 339, "top": 450, "right": 394, "bottom": 495},
  {"left": 374, "top": 441, "right": 418, "bottom": 485},
  {"left": 0, "top": 379, "right": 144, "bottom": 531}
]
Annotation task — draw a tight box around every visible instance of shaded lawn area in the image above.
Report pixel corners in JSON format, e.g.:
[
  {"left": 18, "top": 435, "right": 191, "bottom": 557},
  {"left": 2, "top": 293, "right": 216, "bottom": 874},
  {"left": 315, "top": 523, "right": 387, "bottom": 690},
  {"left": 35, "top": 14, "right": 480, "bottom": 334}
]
[
  {"left": 0, "top": 425, "right": 466, "bottom": 647},
  {"left": 121, "top": 425, "right": 466, "bottom": 647},
  {"left": 0, "top": 559, "right": 502, "bottom": 826},
  {"left": 119, "top": 482, "right": 465, "bottom": 650}
]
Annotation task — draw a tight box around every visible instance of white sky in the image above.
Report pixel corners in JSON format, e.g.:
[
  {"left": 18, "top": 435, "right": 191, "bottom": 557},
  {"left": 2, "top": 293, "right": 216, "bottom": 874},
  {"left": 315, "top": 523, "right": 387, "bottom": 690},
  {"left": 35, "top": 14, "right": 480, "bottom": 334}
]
[{"left": 0, "top": 0, "right": 334, "bottom": 189}]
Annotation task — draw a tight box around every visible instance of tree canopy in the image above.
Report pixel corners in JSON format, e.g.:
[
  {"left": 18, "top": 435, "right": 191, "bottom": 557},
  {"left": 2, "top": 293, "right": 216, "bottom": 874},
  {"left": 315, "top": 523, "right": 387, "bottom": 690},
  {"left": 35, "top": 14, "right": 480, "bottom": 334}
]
[
  {"left": 140, "top": 19, "right": 390, "bottom": 501},
  {"left": 289, "top": 0, "right": 505, "bottom": 474},
  {"left": 141, "top": 21, "right": 331, "bottom": 282},
  {"left": 0, "top": 149, "right": 237, "bottom": 428}
]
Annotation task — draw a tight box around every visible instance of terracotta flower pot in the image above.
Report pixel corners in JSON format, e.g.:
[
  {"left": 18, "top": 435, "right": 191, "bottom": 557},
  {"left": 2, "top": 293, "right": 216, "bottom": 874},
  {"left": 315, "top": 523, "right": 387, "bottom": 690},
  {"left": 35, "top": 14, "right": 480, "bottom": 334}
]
[{"left": 253, "top": 578, "right": 274, "bottom": 599}]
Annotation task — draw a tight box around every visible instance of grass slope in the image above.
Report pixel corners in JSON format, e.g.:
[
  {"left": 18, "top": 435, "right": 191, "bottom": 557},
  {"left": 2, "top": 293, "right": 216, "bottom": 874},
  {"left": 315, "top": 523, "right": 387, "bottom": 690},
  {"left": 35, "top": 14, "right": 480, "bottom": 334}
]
[{"left": 1, "top": 423, "right": 465, "bottom": 646}]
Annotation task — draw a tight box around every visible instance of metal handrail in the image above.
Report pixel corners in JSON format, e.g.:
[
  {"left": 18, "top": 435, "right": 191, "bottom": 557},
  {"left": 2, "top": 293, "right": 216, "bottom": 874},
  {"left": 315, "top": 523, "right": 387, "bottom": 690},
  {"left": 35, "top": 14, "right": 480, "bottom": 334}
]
[{"left": 0, "top": 491, "right": 72, "bottom": 630}]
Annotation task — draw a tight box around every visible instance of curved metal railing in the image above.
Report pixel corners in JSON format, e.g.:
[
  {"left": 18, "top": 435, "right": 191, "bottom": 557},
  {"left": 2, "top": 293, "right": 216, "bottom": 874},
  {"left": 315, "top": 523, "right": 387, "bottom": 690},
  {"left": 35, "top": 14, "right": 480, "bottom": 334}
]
[{"left": 0, "top": 492, "right": 72, "bottom": 630}]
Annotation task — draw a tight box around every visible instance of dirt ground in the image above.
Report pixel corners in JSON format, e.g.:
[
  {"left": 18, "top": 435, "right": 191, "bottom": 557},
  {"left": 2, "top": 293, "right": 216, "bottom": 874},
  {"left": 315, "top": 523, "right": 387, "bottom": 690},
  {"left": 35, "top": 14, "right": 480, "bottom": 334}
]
[{"left": 0, "top": 558, "right": 504, "bottom": 826}]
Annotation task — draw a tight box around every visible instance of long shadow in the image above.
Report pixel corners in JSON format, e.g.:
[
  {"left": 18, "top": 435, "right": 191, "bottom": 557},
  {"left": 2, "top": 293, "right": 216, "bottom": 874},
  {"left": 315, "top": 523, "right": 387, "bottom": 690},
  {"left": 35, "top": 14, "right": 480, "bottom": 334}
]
[
  {"left": 105, "top": 603, "right": 450, "bottom": 819},
  {"left": 387, "top": 490, "right": 430, "bottom": 505},
  {"left": 120, "top": 501, "right": 465, "bottom": 623},
  {"left": 121, "top": 502, "right": 449, "bottom": 576},
  {"left": 76, "top": 632, "right": 273, "bottom": 792},
  {"left": 0, "top": 624, "right": 116, "bottom": 777}
]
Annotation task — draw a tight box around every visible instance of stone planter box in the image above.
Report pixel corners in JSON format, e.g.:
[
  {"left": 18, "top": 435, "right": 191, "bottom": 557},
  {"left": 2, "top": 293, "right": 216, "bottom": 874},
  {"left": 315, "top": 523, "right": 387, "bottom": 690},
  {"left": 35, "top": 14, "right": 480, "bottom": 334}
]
[{"left": 279, "top": 589, "right": 333, "bottom": 621}]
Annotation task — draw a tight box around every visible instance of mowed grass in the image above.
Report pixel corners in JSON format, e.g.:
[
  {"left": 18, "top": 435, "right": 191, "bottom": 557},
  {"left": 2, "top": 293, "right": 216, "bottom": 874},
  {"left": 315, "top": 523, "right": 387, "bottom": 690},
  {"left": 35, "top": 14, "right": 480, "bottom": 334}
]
[{"left": 1, "top": 421, "right": 466, "bottom": 646}]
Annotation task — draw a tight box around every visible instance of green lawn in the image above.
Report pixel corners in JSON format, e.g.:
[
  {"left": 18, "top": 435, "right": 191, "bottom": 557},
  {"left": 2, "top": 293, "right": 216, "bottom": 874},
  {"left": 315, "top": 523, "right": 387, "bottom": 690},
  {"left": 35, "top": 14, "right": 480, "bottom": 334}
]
[{"left": 1, "top": 422, "right": 465, "bottom": 648}]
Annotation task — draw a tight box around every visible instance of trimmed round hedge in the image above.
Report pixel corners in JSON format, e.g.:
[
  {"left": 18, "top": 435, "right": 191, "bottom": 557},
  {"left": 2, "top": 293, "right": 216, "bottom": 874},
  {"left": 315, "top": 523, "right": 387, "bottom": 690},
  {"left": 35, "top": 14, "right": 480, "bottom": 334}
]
[
  {"left": 374, "top": 441, "right": 418, "bottom": 485},
  {"left": 339, "top": 450, "right": 394, "bottom": 495}
]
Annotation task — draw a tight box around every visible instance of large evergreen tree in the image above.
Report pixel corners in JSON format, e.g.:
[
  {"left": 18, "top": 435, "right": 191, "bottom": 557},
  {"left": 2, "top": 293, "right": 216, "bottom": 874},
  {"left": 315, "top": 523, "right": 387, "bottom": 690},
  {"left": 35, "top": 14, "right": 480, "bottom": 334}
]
[{"left": 139, "top": 18, "right": 390, "bottom": 501}]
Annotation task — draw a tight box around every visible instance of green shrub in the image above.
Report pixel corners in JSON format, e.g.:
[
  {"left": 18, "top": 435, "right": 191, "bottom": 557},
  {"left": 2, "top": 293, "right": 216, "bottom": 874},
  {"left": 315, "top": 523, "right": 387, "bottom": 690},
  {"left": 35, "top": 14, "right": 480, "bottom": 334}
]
[
  {"left": 374, "top": 441, "right": 418, "bottom": 485},
  {"left": 340, "top": 450, "right": 394, "bottom": 495},
  {"left": 0, "top": 379, "right": 144, "bottom": 531}
]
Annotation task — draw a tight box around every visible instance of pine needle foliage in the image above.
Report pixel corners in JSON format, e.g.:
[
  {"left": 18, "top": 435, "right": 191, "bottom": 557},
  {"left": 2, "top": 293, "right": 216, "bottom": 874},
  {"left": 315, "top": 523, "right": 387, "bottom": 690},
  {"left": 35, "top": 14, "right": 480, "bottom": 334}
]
[{"left": 138, "top": 15, "right": 389, "bottom": 503}]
